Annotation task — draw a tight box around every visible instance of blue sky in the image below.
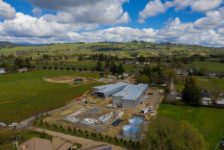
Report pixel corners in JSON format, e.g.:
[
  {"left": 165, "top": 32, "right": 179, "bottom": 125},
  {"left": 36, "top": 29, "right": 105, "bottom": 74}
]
[{"left": 0, "top": 0, "right": 224, "bottom": 47}]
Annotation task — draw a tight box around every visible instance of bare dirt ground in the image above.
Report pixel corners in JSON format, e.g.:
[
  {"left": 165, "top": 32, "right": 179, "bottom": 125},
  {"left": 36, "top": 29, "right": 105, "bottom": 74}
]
[
  {"left": 43, "top": 76, "right": 93, "bottom": 84},
  {"left": 44, "top": 76, "right": 77, "bottom": 83},
  {"left": 42, "top": 87, "right": 163, "bottom": 137}
]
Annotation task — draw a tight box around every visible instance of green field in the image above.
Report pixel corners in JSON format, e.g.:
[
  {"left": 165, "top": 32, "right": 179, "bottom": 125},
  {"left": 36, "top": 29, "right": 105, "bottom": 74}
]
[
  {"left": 159, "top": 104, "right": 224, "bottom": 149},
  {"left": 0, "top": 71, "right": 100, "bottom": 123},
  {"left": 187, "top": 61, "right": 224, "bottom": 72},
  {"left": 176, "top": 76, "right": 224, "bottom": 92}
]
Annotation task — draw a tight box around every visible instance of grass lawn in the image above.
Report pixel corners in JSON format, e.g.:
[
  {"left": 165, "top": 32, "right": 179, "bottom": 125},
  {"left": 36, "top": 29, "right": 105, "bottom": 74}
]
[
  {"left": 187, "top": 61, "right": 224, "bottom": 72},
  {"left": 175, "top": 76, "right": 224, "bottom": 92},
  {"left": 159, "top": 104, "right": 224, "bottom": 150},
  {"left": 0, "top": 71, "right": 101, "bottom": 123}
]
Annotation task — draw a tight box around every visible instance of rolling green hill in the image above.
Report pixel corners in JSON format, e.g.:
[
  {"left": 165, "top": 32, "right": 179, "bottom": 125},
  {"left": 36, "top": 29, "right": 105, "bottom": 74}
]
[
  {"left": 0, "top": 42, "right": 222, "bottom": 58},
  {"left": 0, "top": 41, "right": 17, "bottom": 49}
]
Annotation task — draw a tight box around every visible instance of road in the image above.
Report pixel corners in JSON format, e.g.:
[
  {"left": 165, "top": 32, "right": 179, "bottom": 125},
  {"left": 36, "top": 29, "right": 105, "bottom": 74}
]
[{"left": 30, "top": 127, "right": 127, "bottom": 150}]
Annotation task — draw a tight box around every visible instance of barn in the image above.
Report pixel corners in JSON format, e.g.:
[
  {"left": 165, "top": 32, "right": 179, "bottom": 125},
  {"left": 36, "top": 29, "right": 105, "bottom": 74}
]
[
  {"left": 92, "top": 82, "right": 127, "bottom": 98},
  {"left": 112, "top": 84, "right": 148, "bottom": 108}
]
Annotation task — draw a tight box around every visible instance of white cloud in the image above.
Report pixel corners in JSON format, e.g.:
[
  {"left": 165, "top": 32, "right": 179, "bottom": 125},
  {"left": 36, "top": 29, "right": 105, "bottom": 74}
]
[
  {"left": 0, "top": 0, "right": 224, "bottom": 47},
  {"left": 139, "top": 0, "right": 223, "bottom": 22},
  {"left": 192, "top": 0, "right": 222, "bottom": 12},
  {"left": 139, "top": 0, "right": 166, "bottom": 23},
  {"left": 68, "top": 27, "right": 157, "bottom": 43},
  {"left": 29, "top": 0, "right": 130, "bottom": 24},
  {"left": 1, "top": 11, "right": 224, "bottom": 47},
  {"left": 0, "top": 0, "right": 16, "bottom": 19},
  {"left": 32, "top": 7, "right": 42, "bottom": 17}
]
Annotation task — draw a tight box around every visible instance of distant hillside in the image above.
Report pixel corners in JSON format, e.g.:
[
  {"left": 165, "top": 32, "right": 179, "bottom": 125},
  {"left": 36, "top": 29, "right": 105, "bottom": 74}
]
[
  {"left": 0, "top": 41, "right": 17, "bottom": 48},
  {"left": 0, "top": 41, "right": 223, "bottom": 57}
]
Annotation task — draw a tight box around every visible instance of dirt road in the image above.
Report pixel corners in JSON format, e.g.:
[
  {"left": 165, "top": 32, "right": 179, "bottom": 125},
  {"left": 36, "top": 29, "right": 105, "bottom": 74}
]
[{"left": 30, "top": 127, "right": 127, "bottom": 150}]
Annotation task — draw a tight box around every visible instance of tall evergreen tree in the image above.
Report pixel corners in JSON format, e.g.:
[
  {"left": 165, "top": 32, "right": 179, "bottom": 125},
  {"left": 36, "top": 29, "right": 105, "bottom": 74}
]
[
  {"left": 25, "top": 58, "right": 31, "bottom": 68},
  {"left": 110, "top": 61, "right": 117, "bottom": 75},
  {"left": 96, "top": 61, "right": 103, "bottom": 71},
  {"left": 117, "top": 63, "right": 124, "bottom": 75},
  {"left": 182, "top": 76, "right": 201, "bottom": 106}
]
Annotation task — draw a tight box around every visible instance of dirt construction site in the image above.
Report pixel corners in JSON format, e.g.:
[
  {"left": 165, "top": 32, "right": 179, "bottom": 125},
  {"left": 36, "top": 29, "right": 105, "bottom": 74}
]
[{"left": 42, "top": 86, "right": 163, "bottom": 137}]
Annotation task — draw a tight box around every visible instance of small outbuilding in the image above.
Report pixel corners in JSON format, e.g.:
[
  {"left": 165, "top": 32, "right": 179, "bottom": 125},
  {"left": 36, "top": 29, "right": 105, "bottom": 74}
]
[
  {"left": 18, "top": 67, "right": 28, "bottom": 73},
  {"left": 0, "top": 68, "right": 6, "bottom": 74}
]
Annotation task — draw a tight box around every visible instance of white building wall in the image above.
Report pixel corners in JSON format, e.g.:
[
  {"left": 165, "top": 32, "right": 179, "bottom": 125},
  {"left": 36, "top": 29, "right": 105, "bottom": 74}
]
[
  {"left": 122, "top": 99, "right": 138, "bottom": 108},
  {"left": 112, "top": 96, "right": 123, "bottom": 106}
]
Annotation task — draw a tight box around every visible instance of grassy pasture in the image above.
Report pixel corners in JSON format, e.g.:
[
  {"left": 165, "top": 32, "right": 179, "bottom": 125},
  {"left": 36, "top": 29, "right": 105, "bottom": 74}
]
[
  {"left": 159, "top": 104, "right": 224, "bottom": 150},
  {"left": 187, "top": 61, "right": 224, "bottom": 72},
  {"left": 176, "top": 76, "right": 224, "bottom": 92},
  {"left": 0, "top": 71, "right": 100, "bottom": 123}
]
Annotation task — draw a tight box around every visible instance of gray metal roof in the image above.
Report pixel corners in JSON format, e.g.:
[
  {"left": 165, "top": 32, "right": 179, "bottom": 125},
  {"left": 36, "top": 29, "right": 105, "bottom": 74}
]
[
  {"left": 93, "top": 82, "right": 128, "bottom": 93},
  {"left": 113, "top": 84, "right": 148, "bottom": 101}
]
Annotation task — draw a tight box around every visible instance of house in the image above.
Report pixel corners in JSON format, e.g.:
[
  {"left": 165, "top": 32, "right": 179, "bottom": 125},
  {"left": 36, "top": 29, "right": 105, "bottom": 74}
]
[
  {"left": 201, "top": 90, "right": 213, "bottom": 106},
  {"left": 175, "top": 68, "right": 183, "bottom": 75},
  {"left": 112, "top": 84, "right": 148, "bottom": 108},
  {"left": 18, "top": 137, "right": 53, "bottom": 150},
  {"left": 215, "top": 93, "right": 224, "bottom": 106},
  {"left": 208, "top": 73, "right": 217, "bottom": 78},
  {"left": 18, "top": 137, "right": 73, "bottom": 150},
  {"left": 201, "top": 97, "right": 213, "bottom": 106},
  {"left": 0, "top": 68, "right": 6, "bottom": 74},
  {"left": 18, "top": 67, "right": 28, "bottom": 73},
  {"left": 52, "top": 137, "right": 73, "bottom": 150},
  {"left": 123, "top": 73, "right": 129, "bottom": 77}
]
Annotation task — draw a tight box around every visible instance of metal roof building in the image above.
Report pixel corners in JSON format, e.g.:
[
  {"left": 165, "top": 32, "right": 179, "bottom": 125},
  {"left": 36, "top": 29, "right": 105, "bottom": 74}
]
[
  {"left": 92, "top": 82, "right": 128, "bottom": 97},
  {"left": 112, "top": 84, "right": 148, "bottom": 108}
]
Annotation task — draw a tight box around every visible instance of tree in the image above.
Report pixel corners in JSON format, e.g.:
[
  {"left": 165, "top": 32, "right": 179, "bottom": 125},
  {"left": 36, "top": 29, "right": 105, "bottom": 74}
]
[
  {"left": 13, "top": 58, "right": 24, "bottom": 70},
  {"left": 182, "top": 76, "right": 201, "bottom": 106},
  {"left": 78, "top": 55, "right": 84, "bottom": 61},
  {"left": 117, "top": 63, "right": 124, "bottom": 75},
  {"left": 171, "top": 121, "right": 207, "bottom": 150},
  {"left": 25, "top": 58, "right": 31, "bottom": 68},
  {"left": 104, "top": 60, "right": 110, "bottom": 68},
  {"left": 140, "top": 64, "right": 152, "bottom": 79},
  {"left": 96, "top": 61, "right": 103, "bottom": 71},
  {"left": 110, "top": 61, "right": 117, "bottom": 75},
  {"left": 136, "top": 75, "right": 149, "bottom": 84},
  {"left": 143, "top": 117, "right": 207, "bottom": 150}
]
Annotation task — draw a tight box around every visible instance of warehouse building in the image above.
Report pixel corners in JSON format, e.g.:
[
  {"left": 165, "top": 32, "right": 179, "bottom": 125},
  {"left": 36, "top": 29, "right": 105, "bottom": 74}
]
[
  {"left": 112, "top": 84, "right": 148, "bottom": 108},
  {"left": 92, "top": 82, "right": 128, "bottom": 98}
]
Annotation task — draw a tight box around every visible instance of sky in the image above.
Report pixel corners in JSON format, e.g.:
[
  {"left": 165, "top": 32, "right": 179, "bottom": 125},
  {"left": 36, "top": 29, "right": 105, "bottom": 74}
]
[{"left": 0, "top": 0, "right": 224, "bottom": 47}]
